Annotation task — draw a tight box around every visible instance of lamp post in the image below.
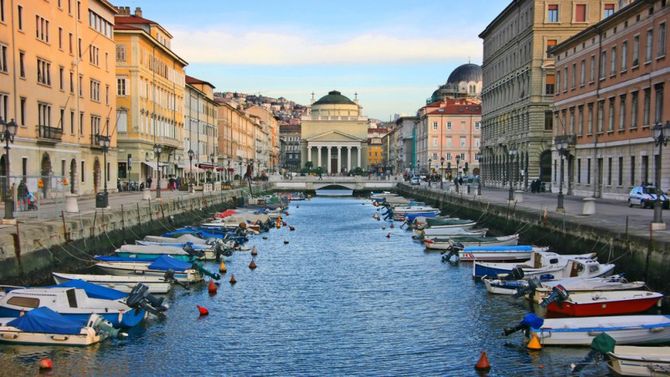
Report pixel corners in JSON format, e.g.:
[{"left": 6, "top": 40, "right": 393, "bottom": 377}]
[
  {"left": 440, "top": 157, "right": 445, "bottom": 190},
  {"left": 97, "top": 135, "right": 110, "bottom": 208},
  {"left": 0, "top": 118, "right": 17, "bottom": 220},
  {"left": 209, "top": 153, "right": 215, "bottom": 183},
  {"left": 187, "top": 149, "right": 194, "bottom": 192},
  {"left": 456, "top": 155, "right": 461, "bottom": 193},
  {"left": 556, "top": 138, "right": 568, "bottom": 212},
  {"left": 652, "top": 122, "right": 670, "bottom": 228},
  {"left": 238, "top": 158, "right": 243, "bottom": 183},
  {"left": 508, "top": 148, "right": 517, "bottom": 202},
  {"left": 153, "top": 144, "right": 162, "bottom": 199},
  {"left": 428, "top": 158, "right": 432, "bottom": 187}
]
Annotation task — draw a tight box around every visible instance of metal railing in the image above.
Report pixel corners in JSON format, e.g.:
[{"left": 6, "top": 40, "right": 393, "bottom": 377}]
[{"left": 37, "top": 124, "right": 63, "bottom": 142}]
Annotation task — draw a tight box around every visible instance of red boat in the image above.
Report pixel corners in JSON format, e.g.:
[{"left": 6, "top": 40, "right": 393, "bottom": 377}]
[{"left": 545, "top": 290, "right": 663, "bottom": 317}]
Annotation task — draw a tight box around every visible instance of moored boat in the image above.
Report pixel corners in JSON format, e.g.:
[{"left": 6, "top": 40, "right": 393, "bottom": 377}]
[
  {"left": 423, "top": 234, "right": 519, "bottom": 250},
  {"left": 52, "top": 272, "right": 172, "bottom": 294},
  {"left": 95, "top": 255, "right": 204, "bottom": 283},
  {"left": 458, "top": 244, "right": 540, "bottom": 261},
  {"left": 607, "top": 345, "right": 670, "bottom": 376},
  {"left": 530, "top": 274, "right": 647, "bottom": 304},
  {"left": 542, "top": 289, "right": 663, "bottom": 317},
  {"left": 472, "top": 251, "right": 614, "bottom": 279}
]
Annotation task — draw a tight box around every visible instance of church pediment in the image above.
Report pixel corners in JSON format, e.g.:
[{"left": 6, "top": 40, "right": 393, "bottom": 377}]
[{"left": 305, "top": 130, "right": 363, "bottom": 142}]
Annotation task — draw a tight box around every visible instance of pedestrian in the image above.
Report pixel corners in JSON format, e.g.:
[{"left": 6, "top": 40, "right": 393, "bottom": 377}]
[
  {"left": 146, "top": 176, "right": 153, "bottom": 191},
  {"left": 17, "top": 179, "right": 27, "bottom": 211}
]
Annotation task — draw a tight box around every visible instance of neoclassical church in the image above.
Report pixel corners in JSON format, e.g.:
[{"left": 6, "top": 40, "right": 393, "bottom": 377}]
[
  {"left": 300, "top": 91, "right": 368, "bottom": 173},
  {"left": 427, "top": 63, "right": 482, "bottom": 104}
]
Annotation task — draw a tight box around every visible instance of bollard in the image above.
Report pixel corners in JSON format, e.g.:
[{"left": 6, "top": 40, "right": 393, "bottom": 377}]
[
  {"left": 142, "top": 188, "right": 152, "bottom": 200},
  {"left": 514, "top": 190, "right": 524, "bottom": 203},
  {"left": 582, "top": 197, "right": 596, "bottom": 216},
  {"left": 65, "top": 193, "right": 79, "bottom": 213}
]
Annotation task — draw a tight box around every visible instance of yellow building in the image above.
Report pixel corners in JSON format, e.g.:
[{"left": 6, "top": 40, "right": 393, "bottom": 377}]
[
  {"left": 184, "top": 75, "right": 218, "bottom": 183},
  {"left": 216, "top": 100, "right": 256, "bottom": 178},
  {"left": 301, "top": 90, "right": 368, "bottom": 173},
  {"left": 114, "top": 7, "right": 187, "bottom": 189},
  {"left": 246, "top": 105, "right": 279, "bottom": 173},
  {"left": 0, "top": 0, "right": 118, "bottom": 199}
]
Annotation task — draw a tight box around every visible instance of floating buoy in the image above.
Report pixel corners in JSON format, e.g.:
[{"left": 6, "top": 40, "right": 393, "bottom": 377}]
[
  {"left": 382, "top": 226, "right": 386, "bottom": 230},
  {"left": 386, "top": 233, "right": 391, "bottom": 238},
  {"left": 289, "top": 226, "right": 295, "bottom": 231},
  {"left": 229, "top": 274, "right": 237, "bottom": 285},
  {"left": 208, "top": 279, "right": 217, "bottom": 295},
  {"left": 390, "top": 223, "right": 394, "bottom": 229},
  {"left": 262, "top": 236, "right": 268, "bottom": 240},
  {"left": 296, "top": 205, "right": 300, "bottom": 208},
  {"left": 251, "top": 246, "right": 258, "bottom": 256},
  {"left": 283, "top": 240, "right": 289, "bottom": 245},
  {"left": 249, "top": 260, "right": 257, "bottom": 270},
  {"left": 282, "top": 221, "right": 287, "bottom": 226},
  {"left": 197, "top": 305, "right": 209, "bottom": 316},
  {"left": 527, "top": 333, "right": 542, "bottom": 350},
  {"left": 219, "top": 261, "right": 227, "bottom": 273},
  {"left": 38, "top": 358, "right": 53, "bottom": 370},
  {"left": 474, "top": 351, "right": 491, "bottom": 372}
]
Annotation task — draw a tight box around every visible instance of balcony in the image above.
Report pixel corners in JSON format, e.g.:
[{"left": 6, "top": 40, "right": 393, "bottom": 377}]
[
  {"left": 90, "top": 133, "right": 103, "bottom": 149},
  {"left": 36, "top": 125, "right": 63, "bottom": 144}
]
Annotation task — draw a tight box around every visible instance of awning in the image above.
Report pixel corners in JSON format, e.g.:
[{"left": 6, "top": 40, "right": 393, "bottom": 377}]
[
  {"left": 197, "top": 163, "right": 215, "bottom": 170},
  {"left": 142, "top": 161, "right": 169, "bottom": 170},
  {"left": 177, "top": 163, "right": 206, "bottom": 174}
]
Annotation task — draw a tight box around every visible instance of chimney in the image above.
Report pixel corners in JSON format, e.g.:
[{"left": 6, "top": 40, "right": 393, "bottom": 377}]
[
  {"left": 115, "top": 6, "right": 129, "bottom": 15},
  {"left": 134, "top": 7, "right": 142, "bottom": 17}
]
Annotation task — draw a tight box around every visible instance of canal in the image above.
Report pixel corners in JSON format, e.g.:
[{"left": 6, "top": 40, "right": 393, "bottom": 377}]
[{"left": 0, "top": 195, "right": 609, "bottom": 376}]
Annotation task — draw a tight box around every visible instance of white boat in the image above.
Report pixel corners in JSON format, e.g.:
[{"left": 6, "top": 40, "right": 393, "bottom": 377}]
[
  {"left": 529, "top": 315, "right": 670, "bottom": 346},
  {"left": 95, "top": 261, "right": 203, "bottom": 283},
  {"left": 530, "top": 275, "right": 647, "bottom": 304},
  {"left": 473, "top": 251, "right": 614, "bottom": 279},
  {"left": 483, "top": 277, "right": 529, "bottom": 295},
  {"left": 0, "top": 308, "right": 120, "bottom": 346},
  {"left": 144, "top": 234, "right": 209, "bottom": 245},
  {"left": 456, "top": 244, "right": 541, "bottom": 261},
  {"left": 52, "top": 272, "right": 172, "bottom": 294},
  {"left": 418, "top": 227, "right": 487, "bottom": 238},
  {"left": 607, "top": 345, "right": 670, "bottom": 376}
]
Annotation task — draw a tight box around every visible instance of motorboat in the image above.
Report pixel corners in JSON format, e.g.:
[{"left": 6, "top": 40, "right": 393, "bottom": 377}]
[
  {"left": 419, "top": 219, "right": 476, "bottom": 230},
  {"left": 424, "top": 235, "right": 519, "bottom": 251},
  {"left": 144, "top": 234, "right": 210, "bottom": 245},
  {"left": 418, "top": 226, "right": 485, "bottom": 238},
  {"left": 0, "top": 307, "right": 123, "bottom": 346},
  {"left": 95, "top": 255, "right": 204, "bottom": 283},
  {"left": 530, "top": 275, "right": 647, "bottom": 304},
  {"left": 52, "top": 272, "right": 172, "bottom": 294},
  {"left": 483, "top": 277, "right": 530, "bottom": 295},
  {"left": 607, "top": 345, "right": 670, "bottom": 376},
  {"left": 456, "top": 244, "right": 538, "bottom": 261},
  {"left": 115, "top": 244, "right": 197, "bottom": 261},
  {"left": 472, "top": 251, "right": 614, "bottom": 279},
  {"left": 541, "top": 288, "right": 663, "bottom": 317},
  {"left": 504, "top": 313, "right": 670, "bottom": 346}
]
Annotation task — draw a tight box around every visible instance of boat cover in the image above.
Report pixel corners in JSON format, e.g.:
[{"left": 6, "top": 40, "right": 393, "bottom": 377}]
[
  {"left": 54, "top": 279, "right": 127, "bottom": 300},
  {"left": 7, "top": 307, "right": 83, "bottom": 335},
  {"left": 95, "top": 256, "right": 153, "bottom": 262},
  {"left": 214, "top": 209, "right": 237, "bottom": 219},
  {"left": 463, "top": 245, "right": 534, "bottom": 252},
  {"left": 148, "top": 255, "right": 192, "bottom": 271}
]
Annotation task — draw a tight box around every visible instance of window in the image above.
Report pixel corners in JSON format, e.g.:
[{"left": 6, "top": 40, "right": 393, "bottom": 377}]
[
  {"left": 646, "top": 29, "right": 653, "bottom": 62},
  {"left": 619, "top": 94, "right": 626, "bottom": 130},
  {"left": 590, "top": 55, "right": 596, "bottom": 81},
  {"left": 0, "top": 0, "right": 3, "bottom": 22},
  {"left": 563, "top": 67, "right": 568, "bottom": 90},
  {"left": 78, "top": 38, "right": 82, "bottom": 58},
  {"left": 569, "top": 108, "right": 575, "bottom": 133},
  {"left": 69, "top": 71, "right": 73, "bottom": 93},
  {"left": 460, "top": 136, "right": 466, "bottom": 147},
  {"left": 545, "top": 110, "right": 553, "bottom": 130},
  {"left": 37, "top": 102, "right": 51, "bottom": 126},
  {"left": 622, "top": 41, "right": 628, "bottom": 70},
  {"left": 631, "top": 91, "right": 639, "bottom": 128},
  {"left": 117, "top": 77, "right": 127, "bottom": 96},
  {"left": 76, "top": 0, "right": 81, "bottom": 20},
  {"left": 19, "top": 97, "right": 25, "bottom": 126},
  {"left": 432, "top": 121, "right": 438, "bottom": 130},
  {"left": 88, "top": 10, "right": 113, "bottom": 38},
  {"left": 545, "top": 73, "right": 555, "bottom": 94},
  {"left": 575, "top": 4, "right": 586, "bottom": 22},
  {"left": 18, "top": 51, "right": 24, "bottom": 77},
  {"left": 105, "top": 85, "right": 109, "bottom": 105},
  {"left": 546, "top": 39, "right": 557, "bottom": 58},
  {"left": 17, "top": 5, "right": 22, "bottom": 30},
  {"left": 475, "top": 121, "right": 480, "bottom": 129},
  {"left": 81, "top": 161, "right": 85, "bottom": 182},
  {"left": 604, "top": 3, "right": 615, "bottom": 18},
  {"left": 600, "top": 51, "right": 606, "bottom": 79},
  {"left": 578, "top": 105, "right": 584, "bottom": 135},
  {"left": 572, "top": 63, "right": 577, "bottom": 89},
  {"left": 655, "top": 83, "right": 664, "bottom": 123},
  {"left": 556, "top": 71, "right": 561, "bottom": 92},
  {"left": 89, "top": 45, "right": 99, "bottom": 66},
  {"left": 116, "top": 45, "right": 126, "bottom": 62},
  {"left": 610, "top": 47, "right": 617, "bottom": 75},
  {"left": 0, "top": 44, "right": 6, "bottom": 73},
  {"left": 78, "top": 74, "right": 83, "bottom": 97},
  {"left": 447, "top": 121, "right": 452, "bottom": 129},
  {"left": 59, "top": 108, "right": 64, "bottom": 129},
  {"left": 587, "top": 158, "right": 591, "bottom": 184},
  {"left": 597, "top": 100, "right": 604, "bottom": 132},
  {"left": 90, "top": 115, "right": 101, "bottom": 136},
  {"left": 7, "top": 296, "right": 39, "bottom": 308},
  {"left": 59, "top": 66, "right": 63, "bottom": 90},
  {"left": 0, "top": 93, "right": 6, "bottom": 120},
  {"left": 548, "top": 4, "right": 559, "bottom": 22},
  {"left": 630, "top": 156, "right": 636, "bottom": 185},
  {"left": 618, "top": 157, "right": 623, "bottom": 186},
  {"left": 608, "top": 98, "right": 615, "bottom": 131},
  {"left": 79, "top": 111, "right": 83, "bottom": 134},
  {"left": 89, "top": 79, "right": 100, "bottom": 101},
  {"left": 58, "top": 27, "right": 63, "bottom": 49},
  {"left": 117, "top": 110, "right": 128, "bottom": 132},
  {"left": 35, "top": 15, "right": 49, "bottom": 43},
  {"left": 37, "top": 58, "right": 51, "bottom": 86},
  {"left": 577, "top": 158, "right": 582, "bottom": 183},
  {"left": 607, "top": 157, "right": 612, "bottom": 185},
  {"left": 659, "top": 23, "right": 667, "bottom": 57},
  {"left": 70, "top": 110, "right": 74, "bottom": 134},
  {"left": 68, "top": 33, "right": 73, "bottom": 54},
  {"left": 643, "top": 88, "right": 651, "bottom": 125},
  {"left": 580, "top": 60, "right": 586, "bottom": 85}
]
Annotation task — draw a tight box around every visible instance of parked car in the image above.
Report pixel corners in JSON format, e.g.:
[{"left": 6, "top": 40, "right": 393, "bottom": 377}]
[
  {"left": 628, "top": 185, "right": 669, "bottom": 208},
  {"left": 410, "top": 176, "right": 421, "bottom": 185}
]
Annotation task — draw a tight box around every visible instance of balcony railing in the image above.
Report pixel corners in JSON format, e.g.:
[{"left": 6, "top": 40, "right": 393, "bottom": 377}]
[{"left": 37, "top": 125, "right": 63, "bottom": 143}]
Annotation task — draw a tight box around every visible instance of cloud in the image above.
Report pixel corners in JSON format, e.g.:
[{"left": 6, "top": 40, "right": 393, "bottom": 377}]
[{"left": 171, "top": 27, "right": 481, "bottom": 65}]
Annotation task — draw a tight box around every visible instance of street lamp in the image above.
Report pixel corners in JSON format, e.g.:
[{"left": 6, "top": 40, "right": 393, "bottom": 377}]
[
  {"left": 0, "top": 118, "right": 17, "bottom": 220},
  {"left": 209, "top": 153, "right": 215, "bottom": 183},
  {"left": 652, "top": 122, "right": 670, "bottom": 227},
  {"left": 238, "top": 158, "right": 243, "bottom": 183},
  {"left": 187, "top": 149, "right": 194, "bottom": 192},
  {"left": 440, "top": 157, "right": 445, "bottom": 189},
  {"left": 97, "top": 135, "right": 110, "bottom": 208},
  {"left": 153, "top": 144, "right": 162, "bottom": 199},
  {"left": 428, "top": 158, "right": 432, "bottom": 187},
  {"left": 456, "top": 155, "right": 461, "bottom": 193},
  {"left": 555, "top": 138, "right": 569, "bottom": 212},
  {"left": 508, "top": 148, "right": 517, "bottom": 202}
]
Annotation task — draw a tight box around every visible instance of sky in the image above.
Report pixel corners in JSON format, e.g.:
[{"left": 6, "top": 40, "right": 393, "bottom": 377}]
[{"left": 118, "top": 0, "right": 509, "bottom": 120}]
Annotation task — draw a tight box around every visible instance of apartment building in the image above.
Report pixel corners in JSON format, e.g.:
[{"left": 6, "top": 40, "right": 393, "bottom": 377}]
[
  {"left": 183, "top": 75, "right": 218, "bottom": 182},
  {"left": 0, "top": 0, "right": 118, "bottom": 198}
]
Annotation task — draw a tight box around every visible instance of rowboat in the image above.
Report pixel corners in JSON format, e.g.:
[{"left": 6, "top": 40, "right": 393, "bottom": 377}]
[
  {"left": 0, "top": 307, "right": 122, "bottom": 346},
  {"left": 422, "top": 219, "right": 476, "bottom": 229},
  {"left": 607, "top": 345, "right": 670, "bottom": 376},
  {"left": 530, "top": 275, "right": 647, "bottom": 304},
  {"left": 472, "top": 251, "right": 614, "bottom": 279},
  {"left": 52, "top": 272, "right": 172, "bottom": 294},
  {"left": 505, "top": 313, "right": 670, "bottom": 346},
  {"left": 543, "top": 289, "right": 663, "bottom": 317}
]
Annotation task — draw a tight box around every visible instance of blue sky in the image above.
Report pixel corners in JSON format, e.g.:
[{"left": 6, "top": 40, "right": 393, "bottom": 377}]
[{"left": 118, "top": 0, "right": 509, "bottom": 119}]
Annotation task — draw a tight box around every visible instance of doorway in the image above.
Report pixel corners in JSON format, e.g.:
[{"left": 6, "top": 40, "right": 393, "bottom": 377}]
[
  {"left": 40, "top": 153, "right": 52, "bottom": 198},
  {"left": 70, "top": 159, "right": 77, "bottom": 194}
]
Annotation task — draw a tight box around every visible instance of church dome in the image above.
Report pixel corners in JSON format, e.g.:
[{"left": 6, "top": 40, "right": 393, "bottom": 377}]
[
  {"left": 313, "top": 90, "right": 356, "bottom": 106},
  {"left": 446, "top": 63, "right": 482, "bottom": 84}
]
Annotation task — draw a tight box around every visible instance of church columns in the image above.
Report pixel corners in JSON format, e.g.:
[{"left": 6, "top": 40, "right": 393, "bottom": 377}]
[
  {"left": 347, "top": 147, "right": 352, "bottom": 171},
  {"left": 327, "top": 147, "right": 332, "bottom": 174},
  {"left": 317, "top": 145, "right": 322, "bottom": 168},
  {"left": 307, "top": 146, "right": 312, "bottom": 163},
  {"left": 337, "top": 147, "right": 342, "bottom": 173},
  {"left": 357, "top": 147, "right": 361, "bottom": 168}
]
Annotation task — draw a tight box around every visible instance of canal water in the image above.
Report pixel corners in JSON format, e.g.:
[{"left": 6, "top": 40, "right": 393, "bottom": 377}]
[{"left": 0, "top": 195, "right": 611, "bottom": 376}]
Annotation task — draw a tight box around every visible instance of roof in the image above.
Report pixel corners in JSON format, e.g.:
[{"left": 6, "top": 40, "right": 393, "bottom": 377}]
[
  {"left": 312, "top": 90, "right": 356, "bottom": 106},
  {"left": 115, "top": 14, "right": 173, "bottom": 38},
  {"left": 186, "top": 75, "right": 215, "bottom": 89},
  {"left": 423, "top": 99, "right": 481, "bottom": 116},
  {"left": 447, "top": 63, "right": 482, "bottom": 84}
]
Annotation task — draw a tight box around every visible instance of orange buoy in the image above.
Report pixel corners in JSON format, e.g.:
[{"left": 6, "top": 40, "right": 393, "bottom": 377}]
[
  {"left": 208, "top": 279, "right": 217, "bottom": 295},
  {"left": 474, "top": 351, "right": 491, "bottom": 372},
  {"left": 229, "top": 274, "right": 237, "bottom": 285},
  {"left": 527, "top": 333, "right": 542, "bottom": 350},
  {"left": 386, "top": 233, "right": 391, "bottom": 238},
  {"left": 249, "top": 260, "right": 257, "bottom": 270},
  {"left": 196, "top": 305, "right": 209, "bottom": 316},
  {"left": 219, "top": 261, "right": 227, "bottom": 273},
  {"left": 251, "top": 246, "right": 258, "bottom": 256},
  {"left": 39, "top": 358, "right": 53, "bottom": 370}
]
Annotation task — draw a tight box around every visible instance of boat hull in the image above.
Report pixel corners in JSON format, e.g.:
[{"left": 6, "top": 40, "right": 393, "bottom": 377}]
[
  {"left": 607, "top": 346, "right": 670, "bottom": 376},
  {"left": 0, "top": 307, "right": 144, "bottom": 328},
  {"left": 0, "top": 327, "right": 101, "bottom": 346},
  {"left": 534, "top": 316, "right": 670, "bottom": 346},
  {"left": 95, "top": 263, "right": 202, "bottom": 283},
  {"left": 52, "top": 273, "right": 171, "bottom": 294},
  {"left": 460, "top": 251, "right": 531, "bottom": 262},
  {"left": 546, "top": 295, "right": 662, "bottom": 317}
]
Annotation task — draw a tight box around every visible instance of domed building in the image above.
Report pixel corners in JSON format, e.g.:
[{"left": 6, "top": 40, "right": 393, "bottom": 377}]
[
  {"left": 428, "top": 63, "right": 482, "bottom": 104},
  {"left": 301, "top": 90, "right": 368, "bottom": 173}
]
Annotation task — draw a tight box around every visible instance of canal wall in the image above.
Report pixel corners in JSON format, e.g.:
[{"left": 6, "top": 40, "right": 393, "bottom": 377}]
[
  {"left": 397, "top": 184, "right": 670, "bottom": 293},
  {"left": 0, "top": 185, "right": 269, "bottom": 285}
]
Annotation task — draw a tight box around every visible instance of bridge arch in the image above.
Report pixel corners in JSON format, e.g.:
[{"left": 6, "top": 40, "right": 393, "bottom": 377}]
[{"left": 313, "top": 183, "right": 356, "bottom": 190}]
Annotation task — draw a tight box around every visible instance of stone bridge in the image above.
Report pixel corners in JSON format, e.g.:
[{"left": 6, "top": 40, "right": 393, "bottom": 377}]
[{"left": 269, "top": 176, "right": 399, "bottom": 191}]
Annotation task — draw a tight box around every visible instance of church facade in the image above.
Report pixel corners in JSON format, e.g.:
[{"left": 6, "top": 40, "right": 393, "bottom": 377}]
[{"left": 300, "top": 91, "right": 368, "bottom": 173}]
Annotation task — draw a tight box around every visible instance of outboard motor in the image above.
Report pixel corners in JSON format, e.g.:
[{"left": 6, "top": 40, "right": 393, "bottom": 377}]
[
  {"left": 503, "top": 313, "right": 544, "bottom": 336},
  {"left": 89, "top": 315, "right": 128, "bottom": 340},
  {"left": 126, "top": 283, "right": 168, "bottom": 319},
  {"left": 441, "top": 248, "right": 460, "bottom": 265},
  {"left": 540, "top": 284, "right": 570, "bottom": 307},
  {"left": 513, "top": 277, "right": 540, "bottom": 298},
  {"left": 182, "top": 243, "right": 204, "bottom": 259},
  {"left": 509, "top": 266, "right": 525, "bottom": 281}
]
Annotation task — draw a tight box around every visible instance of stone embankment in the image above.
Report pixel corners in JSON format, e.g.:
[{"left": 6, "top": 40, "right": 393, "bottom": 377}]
[
  {"left": 0, "top": 186, "right": 266, "bottom": 285},
  {"left": 397, "top": 184, "right": 670, "bottom": 293}
]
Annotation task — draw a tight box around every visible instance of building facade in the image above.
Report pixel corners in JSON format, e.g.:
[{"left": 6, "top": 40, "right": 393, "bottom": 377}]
[
  {"left": 215, "top": 100, "right": 255, "bottom": 178},
  {"left": 114, "top": 7, "right": 187, "bottom": 189},
  {"left": 300, "top": 90, "right": 368, "bottom": 173},
  {"left": 184, "top": 75, "right": 218, "bottom": 183},
  {"left": 0, "top": 0, "right": 118, "bottom": 199},
  {"left": 479, "top": 0, "right": 614, "bottom": 189},
  {"left": 367, "top": 125, "right": 388, "bottom": 170},
  {"left": 246, "top": 105, "right": 278, "bottom": 174},
  {"left": 279, "top": 123, "right": 301, "bottom": 171},
  {"left": 394, "top": 116, "right": 418, "bottom": 174},
  {"left": 551, "top": 0, "right": 668, "bottom": 200}
]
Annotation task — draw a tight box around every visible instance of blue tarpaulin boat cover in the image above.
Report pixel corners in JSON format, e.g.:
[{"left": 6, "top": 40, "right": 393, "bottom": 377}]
[
  {"left": 148, "top": 255, "right": 191, "bottom": 271},
  {"left": 8, "top": 307, "right": 83, "bottom": 335},
  {"left": 463, "top": 245, "right": 534, "bottom": 252},
  {"left": 54, "top": 279, "right": 127, "bottom": 300}
]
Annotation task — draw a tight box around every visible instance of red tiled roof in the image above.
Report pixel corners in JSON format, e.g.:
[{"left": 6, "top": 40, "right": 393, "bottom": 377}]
[
  {"left": 115, "top": 14, "right": 157, "bottom": 25},
  {"left": 186, "top": 75, "right": 215, "bottom": 89}
]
